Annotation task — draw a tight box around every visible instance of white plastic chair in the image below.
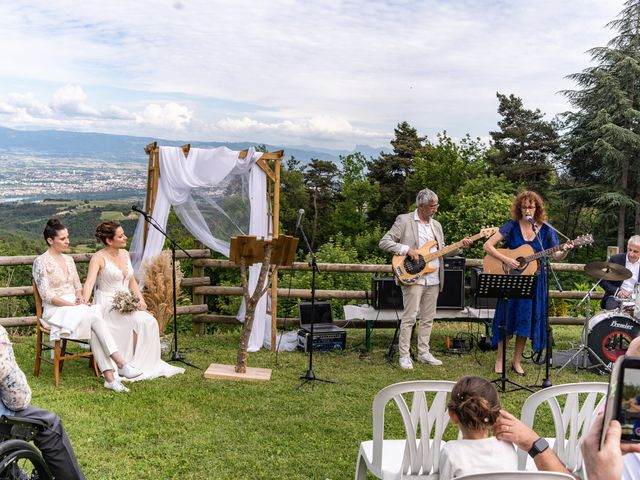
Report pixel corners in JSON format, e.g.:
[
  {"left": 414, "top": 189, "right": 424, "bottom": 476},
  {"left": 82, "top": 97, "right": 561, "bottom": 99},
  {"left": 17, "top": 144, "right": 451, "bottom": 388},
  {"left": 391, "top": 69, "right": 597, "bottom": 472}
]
[
  {"left": 456, "top": 472, "right": 575, "bottom": 480},
  {"left": 355, "top": 380, "right": 456, "bottom": 480},
  {"left": 518, "top": 382, "right": 608, "bottom": 478}
]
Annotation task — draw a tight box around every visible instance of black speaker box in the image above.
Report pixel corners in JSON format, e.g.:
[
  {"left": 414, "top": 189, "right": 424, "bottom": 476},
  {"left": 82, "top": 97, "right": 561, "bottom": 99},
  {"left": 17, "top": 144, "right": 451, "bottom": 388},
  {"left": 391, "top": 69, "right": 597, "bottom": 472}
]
[
  {"left": 437, "top": 257, "right": 465, "bottom": 309},
  {"left": 470, "top": 267, "right": 498, "bottom": 309},
  {"left": 371, "top": 277, "right": 403, "bottom": 310},
  {"left": 371, "top": 257, "right": 466, "bottom": 310}
]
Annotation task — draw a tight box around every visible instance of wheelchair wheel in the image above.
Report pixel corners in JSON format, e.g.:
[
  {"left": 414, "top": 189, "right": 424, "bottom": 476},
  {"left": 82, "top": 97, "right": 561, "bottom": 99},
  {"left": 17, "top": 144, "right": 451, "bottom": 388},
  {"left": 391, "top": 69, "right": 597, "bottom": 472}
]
[{"left": 0, "top": 440, "right": 52, "bottom": 480}]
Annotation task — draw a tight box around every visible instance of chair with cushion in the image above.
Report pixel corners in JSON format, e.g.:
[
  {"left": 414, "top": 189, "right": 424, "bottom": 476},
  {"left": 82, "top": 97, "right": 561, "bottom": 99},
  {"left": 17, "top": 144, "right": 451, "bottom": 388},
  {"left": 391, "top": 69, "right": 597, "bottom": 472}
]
[
  {"left": 456, "top": 472, "right": 575, "bottom": 479},
  {"left": 355, "top": 380, "right": 456, "bottom": 480},
  {"left": 518, "top": 382, "right": 608, "bottom": 479},
  {"left": 32, "top": 280, "right": 99, "bottom": 386}
]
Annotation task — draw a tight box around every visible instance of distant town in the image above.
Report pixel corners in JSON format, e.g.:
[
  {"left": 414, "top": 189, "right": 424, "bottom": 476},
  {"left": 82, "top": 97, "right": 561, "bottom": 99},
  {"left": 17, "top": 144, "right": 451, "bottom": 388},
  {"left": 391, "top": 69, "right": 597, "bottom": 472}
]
[{"left": 0, "top": 154, "right": 147, "bottom": 202}]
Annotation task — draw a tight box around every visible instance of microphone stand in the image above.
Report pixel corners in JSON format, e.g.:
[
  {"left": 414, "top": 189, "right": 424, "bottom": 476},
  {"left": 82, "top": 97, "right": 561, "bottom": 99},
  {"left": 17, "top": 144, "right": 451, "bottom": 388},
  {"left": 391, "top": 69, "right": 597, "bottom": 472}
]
[
  {"left": 136, "top": 210, "right": 199, "bottom": 369},
  {"left": 531, "top": 221, "right": 563, "bottom": 388},
  {"left": 296, "top": 217, "right": 334, "bottom": 389}
]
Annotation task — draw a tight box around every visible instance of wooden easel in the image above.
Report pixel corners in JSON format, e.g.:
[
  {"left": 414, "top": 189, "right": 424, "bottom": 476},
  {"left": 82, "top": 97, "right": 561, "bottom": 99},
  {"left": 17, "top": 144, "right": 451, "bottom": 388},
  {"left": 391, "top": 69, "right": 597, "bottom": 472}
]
[
  {"left": 204, "top": 235, "right": 298, "bottom": 382},
  {"left": 142, "top": 143, "right": 284, "bottom": 351}
]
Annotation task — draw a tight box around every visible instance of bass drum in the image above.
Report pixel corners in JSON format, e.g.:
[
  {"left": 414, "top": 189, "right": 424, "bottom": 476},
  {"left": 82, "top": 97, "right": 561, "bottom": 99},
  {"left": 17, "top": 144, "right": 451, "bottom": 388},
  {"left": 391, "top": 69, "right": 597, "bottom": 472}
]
[{"left": 588, "top": 311, "right": 640, "bottom": 373}]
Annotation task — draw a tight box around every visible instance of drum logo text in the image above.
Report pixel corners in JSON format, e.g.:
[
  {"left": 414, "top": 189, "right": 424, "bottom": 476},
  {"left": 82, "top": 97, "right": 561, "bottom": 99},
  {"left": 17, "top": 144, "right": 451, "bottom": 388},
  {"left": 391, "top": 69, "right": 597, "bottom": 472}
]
[{"left": 609, "top": 320, "right": 634, "bottom": 330}]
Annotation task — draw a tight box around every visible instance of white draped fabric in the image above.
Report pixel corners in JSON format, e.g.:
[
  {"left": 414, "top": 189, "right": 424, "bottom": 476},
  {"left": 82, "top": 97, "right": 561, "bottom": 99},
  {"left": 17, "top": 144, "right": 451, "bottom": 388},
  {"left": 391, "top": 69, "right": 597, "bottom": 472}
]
[{"left": 130, "top": 146, "right": 272, "bottom": 351}]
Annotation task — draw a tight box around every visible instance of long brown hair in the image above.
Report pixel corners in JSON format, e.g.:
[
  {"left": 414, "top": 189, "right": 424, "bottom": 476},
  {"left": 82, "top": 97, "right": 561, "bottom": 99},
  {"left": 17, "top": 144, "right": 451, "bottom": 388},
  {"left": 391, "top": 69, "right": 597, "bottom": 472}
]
[{"left": 510, "top": 191, "right": 545, "bottom": 224}]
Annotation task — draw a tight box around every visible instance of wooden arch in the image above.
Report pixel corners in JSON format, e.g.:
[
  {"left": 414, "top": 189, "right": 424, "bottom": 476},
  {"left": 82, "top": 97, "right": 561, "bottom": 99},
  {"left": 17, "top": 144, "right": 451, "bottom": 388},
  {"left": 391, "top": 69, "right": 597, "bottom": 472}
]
[{"left": 142, "top": 142, "right": 284, "bottom": 350}]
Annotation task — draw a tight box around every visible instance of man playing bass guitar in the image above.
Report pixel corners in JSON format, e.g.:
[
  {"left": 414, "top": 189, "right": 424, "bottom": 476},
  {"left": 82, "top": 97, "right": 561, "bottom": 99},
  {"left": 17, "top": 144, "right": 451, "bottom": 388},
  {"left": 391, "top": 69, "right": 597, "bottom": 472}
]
[{"left": 379, "top": 188, "right": 472, "bottom": 370}]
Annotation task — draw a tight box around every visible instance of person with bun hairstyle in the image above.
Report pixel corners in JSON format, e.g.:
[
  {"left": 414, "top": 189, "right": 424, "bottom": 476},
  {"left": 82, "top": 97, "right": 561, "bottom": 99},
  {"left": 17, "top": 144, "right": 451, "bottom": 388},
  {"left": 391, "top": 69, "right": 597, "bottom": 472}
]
[
  {"left": 32, "top": 219, "right": 142, "bottom": 392},
  {"left": 439, "top": 376, "right": 517, "bottom": 479},
  {"left": 83, "top": 221, "right": 184, "bottom": 382}
]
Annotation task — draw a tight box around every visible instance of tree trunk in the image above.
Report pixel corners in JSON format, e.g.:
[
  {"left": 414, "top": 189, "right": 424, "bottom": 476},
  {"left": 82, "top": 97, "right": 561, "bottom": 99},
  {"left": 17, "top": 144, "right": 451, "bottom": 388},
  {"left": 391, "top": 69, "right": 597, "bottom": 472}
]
[
  {"left": 235, "top": 248, "right": 273, "bottom": 374},
  {"left": 618, "top": 158, "right": 629, "bottom": 249}
]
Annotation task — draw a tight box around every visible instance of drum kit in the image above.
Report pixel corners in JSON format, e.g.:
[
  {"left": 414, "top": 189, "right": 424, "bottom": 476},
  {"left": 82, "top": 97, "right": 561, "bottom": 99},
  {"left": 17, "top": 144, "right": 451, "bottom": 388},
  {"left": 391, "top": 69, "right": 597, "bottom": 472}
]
[{"left": 559, "top": 260, "right": 640, "bottom": 373}]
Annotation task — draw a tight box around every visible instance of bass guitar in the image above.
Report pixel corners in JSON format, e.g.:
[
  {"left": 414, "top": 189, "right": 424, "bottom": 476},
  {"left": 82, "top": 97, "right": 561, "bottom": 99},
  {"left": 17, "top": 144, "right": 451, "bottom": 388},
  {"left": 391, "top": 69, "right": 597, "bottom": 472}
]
[
  {"left": 482, "top": 233, "right": 593, "bottom": 275},
  {"left": 392, "top": 227, "right": 498, "bottom": 285}
]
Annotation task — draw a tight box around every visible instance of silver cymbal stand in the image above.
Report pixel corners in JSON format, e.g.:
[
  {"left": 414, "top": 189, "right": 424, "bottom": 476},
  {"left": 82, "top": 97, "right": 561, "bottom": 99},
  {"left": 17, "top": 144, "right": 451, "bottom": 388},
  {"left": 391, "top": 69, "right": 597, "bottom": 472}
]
[{"left": 558, "top": 278, "right": 609, "bottom": 372}]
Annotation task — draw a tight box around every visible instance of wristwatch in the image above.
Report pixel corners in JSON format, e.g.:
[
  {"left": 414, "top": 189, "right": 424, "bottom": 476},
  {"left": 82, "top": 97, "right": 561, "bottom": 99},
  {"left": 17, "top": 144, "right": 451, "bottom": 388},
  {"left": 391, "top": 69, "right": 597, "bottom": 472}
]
[{"left": 528, "top": 437, "right": 549, "bottom": 458}]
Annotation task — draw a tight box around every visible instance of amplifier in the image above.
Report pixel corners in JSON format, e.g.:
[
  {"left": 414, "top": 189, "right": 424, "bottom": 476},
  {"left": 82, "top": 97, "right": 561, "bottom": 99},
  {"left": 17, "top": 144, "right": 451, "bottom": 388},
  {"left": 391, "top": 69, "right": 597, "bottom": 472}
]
[
  {"left": 470, "top": 267, "right": 497, "bottom": 309},
  {"left": 371, "top": 277, "right": 403, "bottom": 310},
  {"left": 437, "top": 257, "right": 465, "bottom": 309},
  {"left": 297, "top": 328, "right": 346, "bottom": 352}
]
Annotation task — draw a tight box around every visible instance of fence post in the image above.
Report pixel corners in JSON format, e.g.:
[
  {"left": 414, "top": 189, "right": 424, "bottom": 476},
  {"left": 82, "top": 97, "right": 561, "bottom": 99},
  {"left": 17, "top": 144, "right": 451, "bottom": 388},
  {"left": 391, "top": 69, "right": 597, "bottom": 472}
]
[{"left": 192, "top": 241, "right": 206, "bottom": 336}]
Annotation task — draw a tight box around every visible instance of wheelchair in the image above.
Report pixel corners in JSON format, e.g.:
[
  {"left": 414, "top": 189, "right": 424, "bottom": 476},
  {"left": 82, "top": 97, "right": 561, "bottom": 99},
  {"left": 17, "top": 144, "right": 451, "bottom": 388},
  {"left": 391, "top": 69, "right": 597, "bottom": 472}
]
[{"left": 0, "top": 416, "right": 52, "bottom": 480}]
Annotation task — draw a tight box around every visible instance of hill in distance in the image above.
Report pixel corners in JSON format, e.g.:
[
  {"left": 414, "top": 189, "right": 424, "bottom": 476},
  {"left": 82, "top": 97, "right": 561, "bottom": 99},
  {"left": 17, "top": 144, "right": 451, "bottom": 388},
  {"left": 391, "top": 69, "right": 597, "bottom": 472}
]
[{"left": 0, "top": 126, "right": 388, "bottom": 164}]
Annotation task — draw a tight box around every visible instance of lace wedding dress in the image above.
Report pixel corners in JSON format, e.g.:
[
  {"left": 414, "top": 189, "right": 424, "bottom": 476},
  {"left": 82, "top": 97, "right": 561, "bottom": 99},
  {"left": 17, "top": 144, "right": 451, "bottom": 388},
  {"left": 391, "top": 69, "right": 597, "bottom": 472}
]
[{"left": 93, "top": 255, "right": 184, "bottom": 382}]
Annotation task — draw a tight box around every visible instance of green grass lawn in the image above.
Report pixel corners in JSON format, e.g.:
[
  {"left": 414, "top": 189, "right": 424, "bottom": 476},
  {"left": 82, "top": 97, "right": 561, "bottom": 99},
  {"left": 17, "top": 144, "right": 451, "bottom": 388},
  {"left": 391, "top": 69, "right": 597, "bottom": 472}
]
[{"left": 10, "top": 322, "right": 603, "bottom": 480}]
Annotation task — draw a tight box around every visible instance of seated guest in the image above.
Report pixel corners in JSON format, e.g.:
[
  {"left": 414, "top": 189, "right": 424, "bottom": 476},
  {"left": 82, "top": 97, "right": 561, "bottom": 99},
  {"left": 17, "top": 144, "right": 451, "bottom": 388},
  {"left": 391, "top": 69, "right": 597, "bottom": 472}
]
[
  {"left": 32, "top": 219, "right": 141, "bottom": 393},
  {"left": 0, "top": 324, "right": 85, "bottom": 479},
  {"left": 439, "top": 376, "right": 517, "bottom": 479},
  {"left": 601, "top": 235, "right": 640, "bottom": 310}
]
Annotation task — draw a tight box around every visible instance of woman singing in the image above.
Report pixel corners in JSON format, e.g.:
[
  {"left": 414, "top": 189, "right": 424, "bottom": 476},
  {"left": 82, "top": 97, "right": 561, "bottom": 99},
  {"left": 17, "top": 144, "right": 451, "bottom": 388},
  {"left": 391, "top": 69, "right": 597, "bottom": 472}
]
[
  {"left": 483, "top": 191, "right": 572, "bottom": 376},
  {"left": 32, "top": 219, "right": 142, "bottom": 392}
]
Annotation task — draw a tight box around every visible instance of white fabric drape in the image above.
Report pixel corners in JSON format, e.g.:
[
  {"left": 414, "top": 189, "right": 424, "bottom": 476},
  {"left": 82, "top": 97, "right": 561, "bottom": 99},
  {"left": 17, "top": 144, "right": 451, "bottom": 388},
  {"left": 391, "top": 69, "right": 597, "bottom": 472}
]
[{"left": 130, "top": 146, "right": 272, "bottom": 351}]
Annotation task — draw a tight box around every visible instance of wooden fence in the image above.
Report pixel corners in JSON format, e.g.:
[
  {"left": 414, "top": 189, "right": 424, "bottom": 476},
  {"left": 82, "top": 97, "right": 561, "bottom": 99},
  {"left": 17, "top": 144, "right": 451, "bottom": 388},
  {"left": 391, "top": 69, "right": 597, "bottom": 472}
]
[{"left": 0, "top": 251, "right": 605, "bottom": 332}]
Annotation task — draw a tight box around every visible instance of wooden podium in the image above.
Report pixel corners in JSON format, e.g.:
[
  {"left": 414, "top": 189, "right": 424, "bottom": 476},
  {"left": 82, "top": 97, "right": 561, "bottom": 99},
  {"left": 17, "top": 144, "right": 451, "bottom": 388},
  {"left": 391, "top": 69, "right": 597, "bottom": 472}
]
[{"left": 204, "top": 235, "right": 298, "bottom": 382}]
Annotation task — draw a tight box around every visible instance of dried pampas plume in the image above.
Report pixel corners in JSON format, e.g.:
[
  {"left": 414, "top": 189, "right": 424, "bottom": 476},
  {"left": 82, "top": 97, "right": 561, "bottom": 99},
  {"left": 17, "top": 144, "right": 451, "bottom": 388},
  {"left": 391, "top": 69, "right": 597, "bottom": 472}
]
[{"left": 142, "top": 251, "right": 183, "bottom": 336}]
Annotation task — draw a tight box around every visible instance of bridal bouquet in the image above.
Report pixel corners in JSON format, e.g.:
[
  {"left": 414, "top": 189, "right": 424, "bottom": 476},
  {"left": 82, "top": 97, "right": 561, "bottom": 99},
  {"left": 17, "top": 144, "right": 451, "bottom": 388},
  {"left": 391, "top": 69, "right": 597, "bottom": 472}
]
[{"left": 111, "top": 290, "right": 140, "bottom": 314}]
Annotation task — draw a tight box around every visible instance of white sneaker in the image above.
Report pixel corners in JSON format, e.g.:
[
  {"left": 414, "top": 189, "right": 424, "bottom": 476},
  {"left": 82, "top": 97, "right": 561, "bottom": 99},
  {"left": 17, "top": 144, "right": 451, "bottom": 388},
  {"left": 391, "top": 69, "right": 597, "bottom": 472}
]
[
  {"left": 399, "top": 356, "right": 414, "bottom": 370},
  {"left": 104, "top": 380, "right": 130, "bottom": 393},
  {"left": 418, "top": 351, "right": 443, "bottom": 366},
  {"left": 118, "top": 363, "right": 143, "bottom": 379}
]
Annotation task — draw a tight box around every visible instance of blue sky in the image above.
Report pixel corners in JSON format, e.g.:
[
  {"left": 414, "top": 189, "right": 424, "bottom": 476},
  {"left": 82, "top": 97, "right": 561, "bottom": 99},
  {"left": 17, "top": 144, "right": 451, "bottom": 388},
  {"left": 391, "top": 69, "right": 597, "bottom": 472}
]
[{"left": 0, "top": 0, "right": 626, "bottom": 150}]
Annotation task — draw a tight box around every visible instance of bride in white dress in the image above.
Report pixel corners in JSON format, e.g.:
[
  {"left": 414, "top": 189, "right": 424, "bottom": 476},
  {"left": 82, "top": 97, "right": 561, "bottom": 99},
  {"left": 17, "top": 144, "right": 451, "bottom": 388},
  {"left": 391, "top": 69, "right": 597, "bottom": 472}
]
[{"left": 83, "top": 221, "right": 184, "bottom": 382}]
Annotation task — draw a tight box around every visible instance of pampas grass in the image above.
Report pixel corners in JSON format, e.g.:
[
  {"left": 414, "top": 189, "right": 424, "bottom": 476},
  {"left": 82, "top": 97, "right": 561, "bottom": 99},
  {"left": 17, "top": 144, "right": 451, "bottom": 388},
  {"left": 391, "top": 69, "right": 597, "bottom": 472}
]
[{"left": 142, "top": 251, "right": 183, "bottom": 336}]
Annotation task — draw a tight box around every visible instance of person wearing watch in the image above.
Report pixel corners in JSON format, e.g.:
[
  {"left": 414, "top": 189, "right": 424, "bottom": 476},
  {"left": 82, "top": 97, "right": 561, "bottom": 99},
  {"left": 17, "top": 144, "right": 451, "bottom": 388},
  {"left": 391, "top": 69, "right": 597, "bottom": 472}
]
[{"left": 493, "top": 409, "right": 571, "bottom": 474}]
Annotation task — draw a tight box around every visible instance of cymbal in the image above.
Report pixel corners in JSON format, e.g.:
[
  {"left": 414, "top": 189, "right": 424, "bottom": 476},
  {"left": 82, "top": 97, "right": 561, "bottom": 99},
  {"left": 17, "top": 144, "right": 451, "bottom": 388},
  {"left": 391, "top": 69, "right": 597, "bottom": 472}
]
[{"left": 584, "top": 261, "right": 633, "bottom": 281}]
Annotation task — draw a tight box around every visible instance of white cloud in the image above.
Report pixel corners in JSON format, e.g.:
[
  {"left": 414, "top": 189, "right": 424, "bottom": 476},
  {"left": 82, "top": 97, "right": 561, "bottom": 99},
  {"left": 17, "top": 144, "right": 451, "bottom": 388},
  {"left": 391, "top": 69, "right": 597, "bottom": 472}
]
[
  {"left": 0, "top": 0, "right": 629, "bottom": 148},
  {"left": 51, "top": 85, "right": 100, "bottom": 117},
  {"left": 135, "top": 103, "right": 193, "bottom": 131}
]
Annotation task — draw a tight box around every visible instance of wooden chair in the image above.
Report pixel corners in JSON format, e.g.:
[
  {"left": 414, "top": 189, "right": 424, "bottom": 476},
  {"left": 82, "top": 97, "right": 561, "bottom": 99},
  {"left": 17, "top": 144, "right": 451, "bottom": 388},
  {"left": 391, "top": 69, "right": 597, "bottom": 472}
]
[{"left": 32, "top": 281, "right": 99, "bottom": 386}]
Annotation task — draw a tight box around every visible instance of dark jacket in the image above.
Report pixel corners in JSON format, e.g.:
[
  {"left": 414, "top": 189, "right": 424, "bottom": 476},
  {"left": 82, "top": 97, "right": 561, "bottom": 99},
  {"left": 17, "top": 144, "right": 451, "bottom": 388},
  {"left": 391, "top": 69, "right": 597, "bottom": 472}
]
[{"left": 600, "top": 253, "right": 626, "bottom": 309}]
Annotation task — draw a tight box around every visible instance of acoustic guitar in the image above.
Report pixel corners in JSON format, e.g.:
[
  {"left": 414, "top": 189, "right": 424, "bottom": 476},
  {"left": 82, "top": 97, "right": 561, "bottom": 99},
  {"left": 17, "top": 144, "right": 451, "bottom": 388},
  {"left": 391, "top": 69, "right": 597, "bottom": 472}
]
[
  {"left": 482, "top": 233, "right": 594, "bottom": 275},
  {"left": 392, "top": 227, "right": 498, "bottom": 285}
]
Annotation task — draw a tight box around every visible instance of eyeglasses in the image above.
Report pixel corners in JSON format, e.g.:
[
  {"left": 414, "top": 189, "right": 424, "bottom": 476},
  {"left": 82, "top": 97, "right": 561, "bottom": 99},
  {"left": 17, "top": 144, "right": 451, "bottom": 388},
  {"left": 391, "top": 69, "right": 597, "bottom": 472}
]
[
  {"left": 520, "top": 205, "right": 536, "bottom": 211},
  {"left": 422, "top": 203, "right": 439, "bottom": 210}
]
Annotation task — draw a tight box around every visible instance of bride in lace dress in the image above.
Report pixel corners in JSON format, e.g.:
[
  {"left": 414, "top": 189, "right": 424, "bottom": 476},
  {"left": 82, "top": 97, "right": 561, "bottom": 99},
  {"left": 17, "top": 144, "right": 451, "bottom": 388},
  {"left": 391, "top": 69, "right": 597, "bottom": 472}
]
[{"left": 83, "top": 221, "right": 184, "bottom": 382}]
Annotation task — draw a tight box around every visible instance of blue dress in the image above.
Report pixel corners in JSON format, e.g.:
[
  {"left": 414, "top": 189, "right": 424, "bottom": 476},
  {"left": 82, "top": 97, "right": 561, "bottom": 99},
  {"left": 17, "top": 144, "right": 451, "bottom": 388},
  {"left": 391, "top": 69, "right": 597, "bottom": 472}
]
[{"left": 491, "top": 220, "right": 560, "bottom": 353}]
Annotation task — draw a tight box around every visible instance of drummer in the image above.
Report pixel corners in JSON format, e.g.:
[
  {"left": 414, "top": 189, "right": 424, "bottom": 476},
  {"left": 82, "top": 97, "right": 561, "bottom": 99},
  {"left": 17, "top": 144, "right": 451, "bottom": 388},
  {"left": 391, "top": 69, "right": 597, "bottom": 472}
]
[{"left": 601, "top": 235, "right": 640, "bottom": 310}]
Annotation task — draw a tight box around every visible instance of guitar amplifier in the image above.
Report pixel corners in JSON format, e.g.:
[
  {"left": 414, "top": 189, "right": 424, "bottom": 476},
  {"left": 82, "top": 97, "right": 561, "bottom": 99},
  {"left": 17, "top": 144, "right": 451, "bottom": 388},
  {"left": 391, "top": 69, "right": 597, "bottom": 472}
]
[
  {"left": 297, "top": 328, "right": 346, "bottom": 352},
  {"left": 437, "top": 257, "right": 465, "bottom": 309},
  {"left": 470, "top": 267, "right": 497, "bottom": 309}
]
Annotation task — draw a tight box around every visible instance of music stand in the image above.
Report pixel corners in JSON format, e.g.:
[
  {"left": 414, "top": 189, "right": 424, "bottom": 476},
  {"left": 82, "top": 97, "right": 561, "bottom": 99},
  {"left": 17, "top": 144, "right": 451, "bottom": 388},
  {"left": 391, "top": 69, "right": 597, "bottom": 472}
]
[{"left": 476, "top": 273, "right": 537, "bottom": 393}]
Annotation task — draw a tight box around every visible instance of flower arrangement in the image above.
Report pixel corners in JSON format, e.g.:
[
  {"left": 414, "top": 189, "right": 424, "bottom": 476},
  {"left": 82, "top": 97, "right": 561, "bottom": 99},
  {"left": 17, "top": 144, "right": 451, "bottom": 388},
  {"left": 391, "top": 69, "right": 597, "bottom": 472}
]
[{"left": 111, "top": 290, "right": 140, "bottom": 314}]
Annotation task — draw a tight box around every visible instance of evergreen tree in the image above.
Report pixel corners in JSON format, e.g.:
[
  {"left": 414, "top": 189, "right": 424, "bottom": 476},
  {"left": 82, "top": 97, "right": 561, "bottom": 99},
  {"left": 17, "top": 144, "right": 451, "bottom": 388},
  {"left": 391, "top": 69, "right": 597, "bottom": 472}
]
[
  {"left": 303, "top": 159, "right": 340, "bottom": 249},
  {"left": 560, "top": 0, "right": 640, "bottom": 248},
  {"left": 367, "top": 122, "right": 425, "bottom": 227},
  {"left": 488, "top": 92, "right": 559, "bottom": 196},
  {"left": 279, "top": 156, "right": 309, "bottom": 237}
]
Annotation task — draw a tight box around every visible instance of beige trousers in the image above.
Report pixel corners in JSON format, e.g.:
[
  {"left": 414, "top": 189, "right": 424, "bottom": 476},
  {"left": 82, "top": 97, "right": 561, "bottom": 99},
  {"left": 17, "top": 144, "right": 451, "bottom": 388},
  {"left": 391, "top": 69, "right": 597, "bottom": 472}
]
[{"left": 399, "top": 284, "right": 439, "bottom": 358}]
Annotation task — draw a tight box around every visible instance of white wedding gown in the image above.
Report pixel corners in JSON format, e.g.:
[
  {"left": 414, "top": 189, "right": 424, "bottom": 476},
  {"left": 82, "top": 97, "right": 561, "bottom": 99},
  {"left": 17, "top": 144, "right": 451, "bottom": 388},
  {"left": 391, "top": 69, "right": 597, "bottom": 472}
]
[{"left": 93, "top": 255, "right": 184, "bottom": 382}]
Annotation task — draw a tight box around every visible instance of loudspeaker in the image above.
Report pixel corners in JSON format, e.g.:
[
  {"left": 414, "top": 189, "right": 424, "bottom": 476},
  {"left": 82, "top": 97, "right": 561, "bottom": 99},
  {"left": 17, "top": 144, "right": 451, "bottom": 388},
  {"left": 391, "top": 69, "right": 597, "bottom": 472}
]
[
  {"left": 437, "top": 257, "right": 465, "bottom": 309},
  {"left": 371, "top": 278, "right": 403, "bottom": 310},
  {"left": 470, "top": 267, "right": 498, "bottom": 309}
]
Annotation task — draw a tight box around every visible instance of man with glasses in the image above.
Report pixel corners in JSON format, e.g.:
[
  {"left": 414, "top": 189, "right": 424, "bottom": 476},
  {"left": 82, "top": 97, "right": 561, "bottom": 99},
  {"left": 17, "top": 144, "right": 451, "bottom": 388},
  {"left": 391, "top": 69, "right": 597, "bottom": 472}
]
[
  {"left": 380, "top": 188, "right": 470, "bottom": 370},
  {"left": 601, "top": 235, "right": 640, "bottom": 310}
]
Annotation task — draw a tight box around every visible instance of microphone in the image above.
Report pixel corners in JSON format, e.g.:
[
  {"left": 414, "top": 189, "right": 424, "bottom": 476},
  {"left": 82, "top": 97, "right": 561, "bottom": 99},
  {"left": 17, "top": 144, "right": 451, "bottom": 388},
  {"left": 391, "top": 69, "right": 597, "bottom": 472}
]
[
  {"left": 295, "top": 208, "right": 305, "bottom": 230},
  {"left": 132, "top": 205, "right": 149, "bottom": 218},
  {"left": 524, "top": 215, "right": 535, "bottom": 225}
]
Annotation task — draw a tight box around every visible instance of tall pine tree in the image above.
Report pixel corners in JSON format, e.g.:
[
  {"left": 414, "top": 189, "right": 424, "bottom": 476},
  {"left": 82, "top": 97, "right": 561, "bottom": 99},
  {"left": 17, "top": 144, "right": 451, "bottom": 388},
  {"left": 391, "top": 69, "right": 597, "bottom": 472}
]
[
  {"left": 561, "top": 0, "right": 640, "bottom": 248},
  {"left": 367, "top": 122, "right": 425, "bottom": 227},
  {"left": 488, "top": 92, "right": 559, "bottom": 196}
]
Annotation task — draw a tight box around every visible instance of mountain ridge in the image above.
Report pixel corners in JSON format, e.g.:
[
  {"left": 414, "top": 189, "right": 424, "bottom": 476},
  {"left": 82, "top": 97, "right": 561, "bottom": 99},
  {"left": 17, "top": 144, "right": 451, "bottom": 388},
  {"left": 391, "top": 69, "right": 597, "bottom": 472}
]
[{"left": 0, "top": 126, "right": 388, "bottom": 164}]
